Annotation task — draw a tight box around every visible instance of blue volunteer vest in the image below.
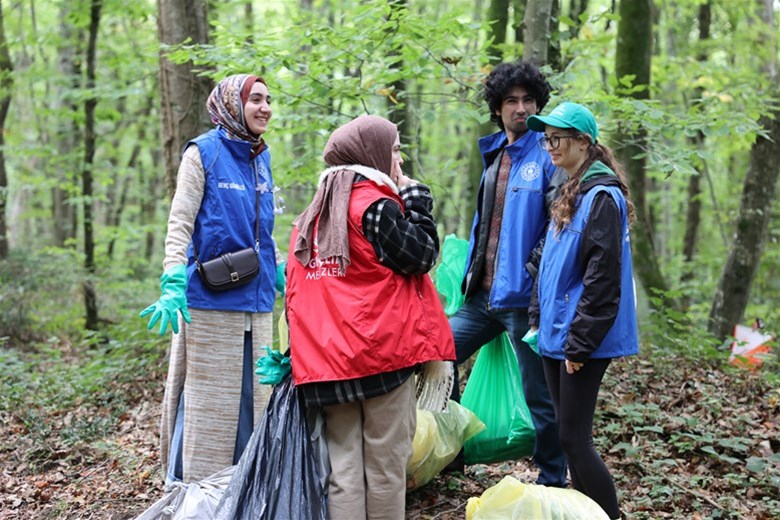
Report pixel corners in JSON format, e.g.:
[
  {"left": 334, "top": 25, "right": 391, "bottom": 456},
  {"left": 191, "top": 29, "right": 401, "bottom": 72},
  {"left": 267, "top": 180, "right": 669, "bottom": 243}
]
[
  {"left": 463, "top": 130, "right": 556, "bottom": 309},
  {"left": 184, "top": 128, "right": 277, "bottom": 312},
  {"left": 537, "top": 185, "right": 639, "bottom": 359}
]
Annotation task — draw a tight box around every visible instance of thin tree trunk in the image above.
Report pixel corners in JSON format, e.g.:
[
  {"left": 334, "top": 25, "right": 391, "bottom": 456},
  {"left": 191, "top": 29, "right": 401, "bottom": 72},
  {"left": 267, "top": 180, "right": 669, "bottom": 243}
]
[
  {"left": 82, "top": 0, "right": 102, "bottom": 331},
  {"left": 486, "top": 0, "right": 510, "bottom": 64},
  {"left": 681, "top": 163, "right": 702, "bottom": 264},
  {"left": 289, "top": 0, "right": 312, "bottom": 185},
  {"left": 142, "top": 147, "right": 162, "bottom": 262},
  {"left": 680, "top": 2, "right": 711, "bottom": 287},
  {"left": 464, "top": 0, "right": 510, "bottom": 232},
  {"left": 547, "top": 0, "right": 561, "bottom": 70},
  {"left": 387, "top": 0, "right": 415, "bottom": 177},
  {"left": 0, "top": 0, "right": 12, "bottom": 260},
  {"left": 568, "top": 0, "right": 589, "bottom": 38},
  {"left": 243, "top": 0, "right": 253, "bottom": 46},
  {"left": 614, "top": 0, "right": 673, "bottom": 309},
  {"left": 708, "top": 0, "right": 780, "bottom": 340},
  {"left": 157, "top": 0, "right": 212, "bottom": 200},
  {"left": 52, "top": 3, "right": 81, "bottom": 248},
  {"left": 512, "top": 0, "right": 526, "bottom": 46}
]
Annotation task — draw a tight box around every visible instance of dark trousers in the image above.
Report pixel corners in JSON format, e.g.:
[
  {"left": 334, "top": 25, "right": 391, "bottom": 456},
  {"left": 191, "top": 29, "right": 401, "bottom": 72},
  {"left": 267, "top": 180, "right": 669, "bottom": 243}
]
[
  {"left": 542, "top": 356, "right": 620, "bottom": 519},
  {"left": 449, "top": 289, "right": 567, "bottom": 487}
]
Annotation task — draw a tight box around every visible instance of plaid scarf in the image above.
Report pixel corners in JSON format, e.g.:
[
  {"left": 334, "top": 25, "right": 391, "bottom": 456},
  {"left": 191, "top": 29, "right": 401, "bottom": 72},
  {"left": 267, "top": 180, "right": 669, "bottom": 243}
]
[{"left": 206, "top": 74, "right": 262, "bottom": 145}]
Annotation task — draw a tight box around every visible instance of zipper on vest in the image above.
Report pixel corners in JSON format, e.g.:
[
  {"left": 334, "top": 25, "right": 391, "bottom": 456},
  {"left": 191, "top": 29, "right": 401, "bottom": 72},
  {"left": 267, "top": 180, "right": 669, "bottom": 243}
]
[
  {"left": 253, "top": 161, "right": 261, "bottom": 253},
  {"left": 414, "top": 277, "right": 433, "bottom": 333}
]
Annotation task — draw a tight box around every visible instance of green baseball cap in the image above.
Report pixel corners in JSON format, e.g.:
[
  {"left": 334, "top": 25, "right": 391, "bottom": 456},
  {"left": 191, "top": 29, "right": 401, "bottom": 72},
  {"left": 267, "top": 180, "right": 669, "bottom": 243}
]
[{"left": 526, "top": 102, "right": 599, "bottom": 142}]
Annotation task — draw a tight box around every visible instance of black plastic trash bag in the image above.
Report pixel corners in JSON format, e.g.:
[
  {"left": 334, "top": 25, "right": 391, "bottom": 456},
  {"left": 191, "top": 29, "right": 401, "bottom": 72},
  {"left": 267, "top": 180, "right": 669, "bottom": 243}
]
[{"left": 215, "top": 375, "right": 328, "bottom": 519}]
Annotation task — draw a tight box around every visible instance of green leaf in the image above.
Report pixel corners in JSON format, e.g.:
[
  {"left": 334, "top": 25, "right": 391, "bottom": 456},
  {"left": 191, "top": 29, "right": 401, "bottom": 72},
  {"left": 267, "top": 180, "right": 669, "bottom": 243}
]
[{"left": 745, "top": 456, "right": 767, "bottom": 473}]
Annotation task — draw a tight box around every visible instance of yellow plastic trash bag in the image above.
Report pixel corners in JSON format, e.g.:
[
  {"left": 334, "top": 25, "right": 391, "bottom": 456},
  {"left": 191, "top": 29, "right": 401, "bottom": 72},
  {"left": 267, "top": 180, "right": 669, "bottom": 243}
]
[
  {"left": 466, "top": 476, "right": 610, "bottom": 520},
  {"left": 406, "top": 401, "right": 485, "bottom": 490}
]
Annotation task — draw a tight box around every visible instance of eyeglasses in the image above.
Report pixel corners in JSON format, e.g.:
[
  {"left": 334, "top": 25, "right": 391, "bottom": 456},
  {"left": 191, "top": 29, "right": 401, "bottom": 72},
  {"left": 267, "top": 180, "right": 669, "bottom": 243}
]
[{"left": 540, "top": 135, "right": 579, "bottom": 150}]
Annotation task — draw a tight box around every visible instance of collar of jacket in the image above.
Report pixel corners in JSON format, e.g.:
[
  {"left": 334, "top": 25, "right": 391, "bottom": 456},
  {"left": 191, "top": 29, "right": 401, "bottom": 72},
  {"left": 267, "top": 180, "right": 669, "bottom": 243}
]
[
  {"left": 215, "top": 126, "right": 257, "bottom": 160},
  {"left": 580, "top": 160, "right": 620, "bottom": 192},
  {"left": 478, "top": 129, "right": 544, "bottom": 167}
]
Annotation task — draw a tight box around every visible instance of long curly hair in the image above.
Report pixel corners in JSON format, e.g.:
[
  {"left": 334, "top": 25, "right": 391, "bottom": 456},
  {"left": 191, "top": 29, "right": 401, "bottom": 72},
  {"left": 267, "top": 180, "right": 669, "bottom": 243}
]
[
  {"left": 484, "top": 61, "right": 552, "bottom": 130},
  {"left": 550, "top": 134, "right": 636, "bottom": 234}
]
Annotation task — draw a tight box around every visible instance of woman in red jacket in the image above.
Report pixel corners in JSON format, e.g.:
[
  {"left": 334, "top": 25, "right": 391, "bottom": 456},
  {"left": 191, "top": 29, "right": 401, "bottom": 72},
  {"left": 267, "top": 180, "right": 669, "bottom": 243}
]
[{"left": 286, "top": 115, "right": 455, "bottom": 520}]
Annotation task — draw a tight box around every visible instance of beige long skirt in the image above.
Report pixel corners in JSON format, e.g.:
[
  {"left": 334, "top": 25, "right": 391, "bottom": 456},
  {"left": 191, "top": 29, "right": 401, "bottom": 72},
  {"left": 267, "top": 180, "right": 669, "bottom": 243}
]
[{"left": 159, "top": 308, "right": 273, "bottom": 483}]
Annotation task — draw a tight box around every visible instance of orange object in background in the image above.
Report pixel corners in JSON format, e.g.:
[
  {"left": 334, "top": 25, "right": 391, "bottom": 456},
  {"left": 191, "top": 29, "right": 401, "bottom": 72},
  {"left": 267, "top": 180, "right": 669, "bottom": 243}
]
[{"left": 729, "top": 319, "right": 773, "bottom": 370}]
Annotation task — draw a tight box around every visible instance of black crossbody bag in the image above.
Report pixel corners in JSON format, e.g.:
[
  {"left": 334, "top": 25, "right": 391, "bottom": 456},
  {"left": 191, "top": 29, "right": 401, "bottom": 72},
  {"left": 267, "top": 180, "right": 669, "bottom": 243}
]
[{"left": 194, "top": 172, "right": 262, "bottom": 292}]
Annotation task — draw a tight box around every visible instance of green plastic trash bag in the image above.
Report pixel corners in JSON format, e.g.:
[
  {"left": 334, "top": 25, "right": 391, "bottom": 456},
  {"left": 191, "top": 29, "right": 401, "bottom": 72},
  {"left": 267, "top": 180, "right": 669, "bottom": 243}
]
[
  {"left": 466, "top": 476, "right": 610, "bottom": 520},
  {"left": 433, "top": 234, "right": 470, "bottom": 316},
  {"left": 406, "top": 400, "right": 485, "bottom": 490},
  {"left": 461, "top": 333, "right": 535, "bottom": 464}
]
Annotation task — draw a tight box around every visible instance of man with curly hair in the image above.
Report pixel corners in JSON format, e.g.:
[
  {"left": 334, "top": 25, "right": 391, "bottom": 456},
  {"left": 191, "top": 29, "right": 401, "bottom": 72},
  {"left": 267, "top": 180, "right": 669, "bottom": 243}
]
[{"left": 449, "top": 61, "right": 567, "bottom": 487}]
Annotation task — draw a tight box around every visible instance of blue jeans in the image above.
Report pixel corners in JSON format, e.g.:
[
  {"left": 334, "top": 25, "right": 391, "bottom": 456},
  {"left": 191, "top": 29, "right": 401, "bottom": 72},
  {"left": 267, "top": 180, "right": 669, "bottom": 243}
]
[{"left": 449, "top": 289, "right": 567, "bottom": 487}]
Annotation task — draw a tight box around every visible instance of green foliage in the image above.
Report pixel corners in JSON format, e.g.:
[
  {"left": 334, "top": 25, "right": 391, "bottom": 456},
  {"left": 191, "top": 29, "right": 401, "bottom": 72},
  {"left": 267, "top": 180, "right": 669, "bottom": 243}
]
[
  {"left": 640, "top": 287, "right": 721, "bottom": 361},
  {"left": 165, "top": 0, "right": 492, "bottom": 186},
  {"left": 0, "top": 249, "right": 85, "bottom": 343},
  {"left": 0, "top": 314, "right": 167, "bottom": 468},
  {"left": 2, "top": 0, "right": 778, "bottom": 346}
]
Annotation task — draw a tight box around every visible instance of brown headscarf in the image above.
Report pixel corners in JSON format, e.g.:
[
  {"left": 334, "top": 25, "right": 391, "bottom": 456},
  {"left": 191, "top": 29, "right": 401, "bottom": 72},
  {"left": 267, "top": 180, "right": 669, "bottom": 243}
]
[
  {"left": 294, "top": 115, "right": 399, "bottom": 268},
  {"left": 322, "top": 115, "right": 397, "bottom": 175}
]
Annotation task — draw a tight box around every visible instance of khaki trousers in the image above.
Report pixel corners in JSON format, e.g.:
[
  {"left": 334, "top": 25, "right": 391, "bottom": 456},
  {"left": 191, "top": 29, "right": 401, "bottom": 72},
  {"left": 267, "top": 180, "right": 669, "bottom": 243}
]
[{"left": 323, "top": 377, "right": 417, "bottom": 520}]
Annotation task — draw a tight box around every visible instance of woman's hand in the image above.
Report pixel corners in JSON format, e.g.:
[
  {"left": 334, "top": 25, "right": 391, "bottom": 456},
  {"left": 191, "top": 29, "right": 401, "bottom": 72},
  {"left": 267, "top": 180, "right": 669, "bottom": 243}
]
[
  {"left": 390, "top": 156, "right": 414, "bottom": 188},
  {"left": 391, "top": 167, "right": 413, "bottom": 188},
  {"left": 565, "top": 359, "right": 583, "bottom": 374}
]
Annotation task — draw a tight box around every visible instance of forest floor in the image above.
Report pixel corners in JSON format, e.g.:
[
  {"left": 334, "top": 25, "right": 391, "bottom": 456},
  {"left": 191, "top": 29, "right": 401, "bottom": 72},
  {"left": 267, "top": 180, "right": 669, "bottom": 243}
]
[{"left": 0, "top": 341, "right": 778, "bottom": 520}]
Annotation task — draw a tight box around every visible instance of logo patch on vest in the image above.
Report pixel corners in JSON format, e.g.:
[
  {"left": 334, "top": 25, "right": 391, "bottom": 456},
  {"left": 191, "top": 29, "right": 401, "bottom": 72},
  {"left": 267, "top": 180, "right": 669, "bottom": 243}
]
[{"left": 520, "top": 162, "right": 541, "bottom": 182}]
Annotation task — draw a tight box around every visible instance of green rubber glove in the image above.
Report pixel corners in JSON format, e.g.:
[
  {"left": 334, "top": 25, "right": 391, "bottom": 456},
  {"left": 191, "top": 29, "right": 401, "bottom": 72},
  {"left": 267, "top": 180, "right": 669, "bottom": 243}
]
[
  {"left": 522, "top": 327, "right": 540, "bottom": 355},
  {"left": 255, "top": 346, "right": 291, "bottom": 385},
  {"left": 275, "top": 261, "right": 287, "bottom": 296},
  {"left": 140, "top": 264, "right": 192, "bottom": 335}
]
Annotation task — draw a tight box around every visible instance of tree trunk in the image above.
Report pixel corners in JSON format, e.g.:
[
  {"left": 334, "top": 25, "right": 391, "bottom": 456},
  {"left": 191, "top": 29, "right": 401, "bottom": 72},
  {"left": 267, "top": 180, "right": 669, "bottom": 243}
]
[
  {"left": 547, "top": 0, "right": 561, "bottom": 71},
  {"left": 681, "top": 2, "right": 711, "bottom": 286},
  {"left": 387, "top": 0, "right": 414, "bottom": 176},
  {"left": 568, "top": 0, "right": 589, "bottom": 39},
  {"left": 0, "top": 0, "right": 12, "bottom": 260},
  {"left": 486, "top": 0, "right": 510, "bottom": 64},
  {"left": 681, "top": 165, "right": 702, "bottom": 264},
  {"left": 82, "top": 0, "right": 102, "bottom": 331},
  {"left": 157, "top": 0, "right": 212, "bottom": 200},
  {"left": 614, "top": 0, "right": 673, "bottom": 309},
  {"left": 708, "top": 113, "right": 780, "bottom": 339},
  {"left": 512, "top": 0, "right": 526, "bottom": 46},
  {"left": 142, "top": 147, "right": 163, "bottom": 262},
  {"left": 52, "top": 2, "right": 82, "bottom": 248},
  {"left": 464, "top": 0, "right": 510, "bottom": 233},
  {"left": 523, "top": 0, "right": 554, "bottom": 66},
  {"left": 708, "top": 0, "right": 780, "bottom": 340}
]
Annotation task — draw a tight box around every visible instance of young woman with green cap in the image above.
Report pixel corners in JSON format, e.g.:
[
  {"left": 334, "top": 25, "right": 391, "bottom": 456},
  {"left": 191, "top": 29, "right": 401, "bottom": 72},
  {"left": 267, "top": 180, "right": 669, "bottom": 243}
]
[{"left": 526, "top": 102, "right": 638, "bottom": 520}]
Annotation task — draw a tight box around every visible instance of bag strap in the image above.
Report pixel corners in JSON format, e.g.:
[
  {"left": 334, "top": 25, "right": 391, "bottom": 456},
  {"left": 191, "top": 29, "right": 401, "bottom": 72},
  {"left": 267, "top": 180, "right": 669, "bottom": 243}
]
[{"left": 193, "top": 163, "right": 262, "bottom": 265}]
